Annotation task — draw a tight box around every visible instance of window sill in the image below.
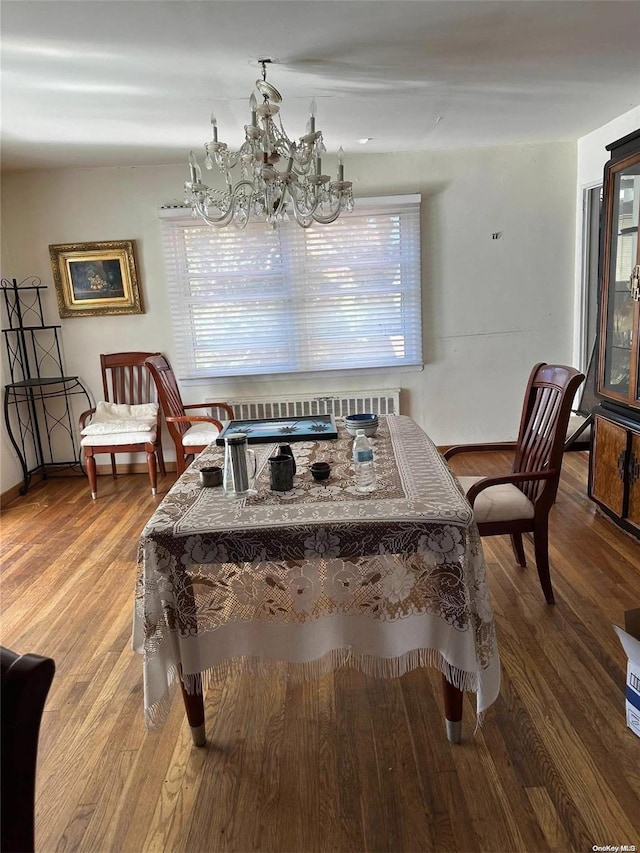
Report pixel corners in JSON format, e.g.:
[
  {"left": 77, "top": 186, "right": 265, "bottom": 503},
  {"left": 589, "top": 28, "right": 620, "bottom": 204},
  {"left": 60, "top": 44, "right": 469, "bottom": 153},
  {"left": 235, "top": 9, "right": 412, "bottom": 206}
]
[{"left": 180, "top": 363, "right": 424, "bottom": 387}]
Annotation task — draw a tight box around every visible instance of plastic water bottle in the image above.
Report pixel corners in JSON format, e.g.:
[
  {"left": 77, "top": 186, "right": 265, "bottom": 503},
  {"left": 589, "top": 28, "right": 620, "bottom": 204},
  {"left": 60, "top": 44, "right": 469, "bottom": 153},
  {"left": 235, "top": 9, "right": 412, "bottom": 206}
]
[{"left": 353, "top": 429, "right": 376, "bottom": 492}]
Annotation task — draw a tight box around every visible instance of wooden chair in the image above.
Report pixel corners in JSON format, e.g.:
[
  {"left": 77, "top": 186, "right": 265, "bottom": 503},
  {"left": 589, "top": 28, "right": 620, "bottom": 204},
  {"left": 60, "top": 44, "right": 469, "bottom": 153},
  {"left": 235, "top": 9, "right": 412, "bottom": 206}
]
[
  {"left": 1, "top": 647, "right": 55, "bottom": 853},
  {"left": 79, "top": 352, "right": 166, "bottom": 499},
  {"left": 565, "top": 343, "right": 598, "bottom": 452},
  {"left": 144, "top": 355, "right": 234, "bottom": 475},
  {"left": 444, "top": 363, "right": 584, "bottom": 604}
]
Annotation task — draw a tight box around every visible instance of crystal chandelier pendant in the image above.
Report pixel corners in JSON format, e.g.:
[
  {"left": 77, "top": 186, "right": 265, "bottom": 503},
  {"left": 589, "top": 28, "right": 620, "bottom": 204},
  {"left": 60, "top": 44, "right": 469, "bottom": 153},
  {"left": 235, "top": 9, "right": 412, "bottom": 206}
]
[{"left": 184, "top": 59, "right": 354, "bottom": 229}]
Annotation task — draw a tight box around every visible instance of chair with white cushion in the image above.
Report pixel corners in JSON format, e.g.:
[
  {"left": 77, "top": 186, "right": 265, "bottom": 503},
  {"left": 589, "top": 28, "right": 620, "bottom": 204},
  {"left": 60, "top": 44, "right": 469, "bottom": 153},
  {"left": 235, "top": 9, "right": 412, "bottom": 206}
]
[
  {"left": 144, "top": 354, "right": 234, "bottom": 475},
  {"left": 79, "top": 352, "right": 166, "bottom": 499},
  {"left": 444, "top": 363, "right": 584, "bottom": 604}
]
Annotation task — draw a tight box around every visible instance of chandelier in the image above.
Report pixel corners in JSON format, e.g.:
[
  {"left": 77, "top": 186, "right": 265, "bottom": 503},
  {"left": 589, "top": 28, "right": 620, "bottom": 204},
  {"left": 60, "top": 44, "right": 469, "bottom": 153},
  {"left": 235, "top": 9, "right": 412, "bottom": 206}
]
[{"left": 184, "top": 59, "right": 354, "bottom": 229}]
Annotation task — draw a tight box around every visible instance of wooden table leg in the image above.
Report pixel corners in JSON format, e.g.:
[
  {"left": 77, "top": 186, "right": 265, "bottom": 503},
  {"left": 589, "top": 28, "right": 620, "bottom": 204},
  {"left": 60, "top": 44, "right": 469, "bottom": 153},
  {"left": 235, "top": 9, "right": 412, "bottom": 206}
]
[
  {"left": 179, "top": 669, "right": 206, "bottom": 747},
  {"left": 177, "top": 572, "right": 206, "bottom": 747},
  {"left": 442, "top": 673, "right": 463, "bottom": 743}
]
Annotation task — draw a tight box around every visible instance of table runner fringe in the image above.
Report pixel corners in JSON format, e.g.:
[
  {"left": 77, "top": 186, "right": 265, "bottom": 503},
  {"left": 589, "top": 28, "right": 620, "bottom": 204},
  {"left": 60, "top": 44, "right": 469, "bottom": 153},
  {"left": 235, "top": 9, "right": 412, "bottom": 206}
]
[
  {"left": 145, "top": 663, "right": 180, "bottom": 729},
  {"left": 189, "top": 648, "right": 480, "bottom": 693},
  {"left": 145, "top": 693, "right": 175, "bottom": 729},
  {"left": 145, "top": 648, "right": 481, "bottom": 729},
  {"left": 145, "top": 649, "right": 484, "bottom": 733}
]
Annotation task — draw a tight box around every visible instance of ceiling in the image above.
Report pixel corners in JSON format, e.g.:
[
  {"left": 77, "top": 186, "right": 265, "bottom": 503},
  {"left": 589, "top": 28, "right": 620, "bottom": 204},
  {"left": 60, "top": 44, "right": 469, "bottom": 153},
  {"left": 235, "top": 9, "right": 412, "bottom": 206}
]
[{"left": 2, "top": 0, "right": 640, "bottom": 172}]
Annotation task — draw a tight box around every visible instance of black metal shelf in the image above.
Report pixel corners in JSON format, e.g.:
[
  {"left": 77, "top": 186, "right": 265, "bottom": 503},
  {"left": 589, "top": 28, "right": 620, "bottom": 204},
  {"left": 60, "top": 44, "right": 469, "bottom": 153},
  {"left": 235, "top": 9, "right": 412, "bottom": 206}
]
[
  {"left": 7, "top": 376, "right": 80, "bottom": 389},
  {"left": 1, "top": 277, "right": 92, "bottom": 494},
  {"left": 2, "top": 325, "right": 62, "bottom": 332}
]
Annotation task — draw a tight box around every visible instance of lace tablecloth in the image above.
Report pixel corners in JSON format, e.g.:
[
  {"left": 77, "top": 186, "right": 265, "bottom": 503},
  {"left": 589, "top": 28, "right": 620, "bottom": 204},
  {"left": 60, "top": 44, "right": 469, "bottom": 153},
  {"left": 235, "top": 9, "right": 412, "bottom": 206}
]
[{"left": 133, "top": 415, "right": 500, "bottom": 726}]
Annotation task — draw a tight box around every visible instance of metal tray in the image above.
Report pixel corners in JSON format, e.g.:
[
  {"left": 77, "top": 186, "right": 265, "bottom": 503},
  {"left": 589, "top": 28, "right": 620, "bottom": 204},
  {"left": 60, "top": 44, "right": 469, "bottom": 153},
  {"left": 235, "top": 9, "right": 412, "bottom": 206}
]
[{"left": 215, "top": 413, "right": 338, "bottom": 445}]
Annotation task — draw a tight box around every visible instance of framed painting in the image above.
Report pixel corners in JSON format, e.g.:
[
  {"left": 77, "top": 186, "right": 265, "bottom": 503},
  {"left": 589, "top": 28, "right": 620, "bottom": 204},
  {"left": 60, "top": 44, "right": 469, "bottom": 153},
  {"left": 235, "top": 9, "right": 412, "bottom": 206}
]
[{"left": 49, "top": 240, "right": 143, "bottom": 318}]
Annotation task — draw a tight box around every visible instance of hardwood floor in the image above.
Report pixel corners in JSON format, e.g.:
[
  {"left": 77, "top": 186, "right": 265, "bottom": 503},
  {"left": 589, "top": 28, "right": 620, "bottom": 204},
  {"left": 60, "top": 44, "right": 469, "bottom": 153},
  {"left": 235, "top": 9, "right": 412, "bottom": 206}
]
[{"left": 1, "top": 452, "right": 639, "bottom": 853}]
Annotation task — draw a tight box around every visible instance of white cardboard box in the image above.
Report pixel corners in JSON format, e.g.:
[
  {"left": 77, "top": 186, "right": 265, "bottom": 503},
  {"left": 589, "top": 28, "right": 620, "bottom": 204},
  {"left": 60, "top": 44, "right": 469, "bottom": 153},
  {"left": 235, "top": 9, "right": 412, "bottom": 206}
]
[{"left": 614, "top": 608, "right": 640, "bottom": 739}]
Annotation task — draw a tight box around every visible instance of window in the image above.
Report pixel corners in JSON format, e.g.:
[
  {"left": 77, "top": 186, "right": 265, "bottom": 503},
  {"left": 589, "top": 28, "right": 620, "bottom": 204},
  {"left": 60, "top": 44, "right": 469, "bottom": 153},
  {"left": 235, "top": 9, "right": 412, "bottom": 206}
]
[
  {"left": 580, "top": 184, "right": 602, "bottom": 369},
  {"left": 159, "top": 195, "right": 422, "bottom": 380}
]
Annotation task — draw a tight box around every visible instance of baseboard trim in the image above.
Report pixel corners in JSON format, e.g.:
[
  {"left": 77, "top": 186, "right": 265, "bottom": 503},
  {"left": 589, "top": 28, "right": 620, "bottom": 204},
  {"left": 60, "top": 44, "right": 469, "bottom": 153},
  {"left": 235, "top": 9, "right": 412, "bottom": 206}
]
[
  {"left": 1, "top": 473, "right": 44, "bottom": 507},
  {"left": 437, "top": 441, "right": 518, "bottom": 453},
  {"left": 1, "top": 462, "right": 178, "bottom": 507}
]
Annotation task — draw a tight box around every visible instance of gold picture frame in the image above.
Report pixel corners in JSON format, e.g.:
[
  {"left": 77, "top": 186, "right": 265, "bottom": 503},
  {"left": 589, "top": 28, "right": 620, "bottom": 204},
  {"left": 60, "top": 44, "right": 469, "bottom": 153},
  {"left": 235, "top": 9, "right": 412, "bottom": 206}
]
[{"left": 49, "top": 240, "right": 143, "bottom": 318}]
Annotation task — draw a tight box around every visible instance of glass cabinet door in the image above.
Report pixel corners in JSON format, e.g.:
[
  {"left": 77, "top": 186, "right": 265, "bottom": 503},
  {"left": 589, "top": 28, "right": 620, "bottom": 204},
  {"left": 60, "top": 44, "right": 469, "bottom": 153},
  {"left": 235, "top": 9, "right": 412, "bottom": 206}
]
[{"left": 600, "top": 155, "right": 640, "bottom": 406}]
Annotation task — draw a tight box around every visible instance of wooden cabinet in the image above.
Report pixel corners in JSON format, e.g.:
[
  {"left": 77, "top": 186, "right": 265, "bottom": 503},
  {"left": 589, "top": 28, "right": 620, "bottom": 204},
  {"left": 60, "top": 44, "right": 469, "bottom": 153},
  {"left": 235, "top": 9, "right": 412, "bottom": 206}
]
[
  {"left": 591, "top": 415, "right": 626, "bottom": 517},
  {"left": 629, "top": 430, "right": 640, "bottom": 524},
  {"left": 590, "top": 412, "right": 640, "bottom": 534},
  {"left": 590, "top": 129, "right": 640, "bottom": 537},
  {"left": 590, "top": 412, "right": 640, "bottom": 535}
]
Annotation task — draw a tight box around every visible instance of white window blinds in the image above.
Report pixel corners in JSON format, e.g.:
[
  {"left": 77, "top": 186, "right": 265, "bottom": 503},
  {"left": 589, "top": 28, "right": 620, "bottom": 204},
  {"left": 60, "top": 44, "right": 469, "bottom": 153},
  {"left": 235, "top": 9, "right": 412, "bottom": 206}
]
[{"left": 159, "top": 195, "right": 422, "bottom": 380}]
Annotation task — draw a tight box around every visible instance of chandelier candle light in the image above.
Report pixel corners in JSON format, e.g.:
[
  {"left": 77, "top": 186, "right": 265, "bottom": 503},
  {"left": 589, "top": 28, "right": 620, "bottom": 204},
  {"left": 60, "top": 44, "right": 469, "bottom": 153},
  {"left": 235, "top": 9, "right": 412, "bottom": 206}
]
[{"left": 184, "top": 59, "right": 354, "bottom": 229}]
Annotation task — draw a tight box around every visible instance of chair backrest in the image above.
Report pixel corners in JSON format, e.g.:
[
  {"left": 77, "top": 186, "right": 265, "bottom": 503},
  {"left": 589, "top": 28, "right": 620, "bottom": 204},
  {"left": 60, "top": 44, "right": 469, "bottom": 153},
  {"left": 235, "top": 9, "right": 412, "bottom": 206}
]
[
  {"left": 1, "top": 647, "right": 55, "bottom": 853},
  {"left": 512, "top": 363, "right": 585, "bottom": 505},
  {"left": 144, "top": 354, "right": 189, "bottom": 439},
  {"left": 100, "top": 351, "right": 161, "bottom": 406},
  {"left": 575, "top": 341, "right": 599, "bottom": 417}
]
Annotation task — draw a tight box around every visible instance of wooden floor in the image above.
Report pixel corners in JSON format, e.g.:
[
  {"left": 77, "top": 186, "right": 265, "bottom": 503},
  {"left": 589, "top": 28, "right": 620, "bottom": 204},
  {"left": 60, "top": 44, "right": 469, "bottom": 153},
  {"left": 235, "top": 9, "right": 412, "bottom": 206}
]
[{"left": 1, "top": 451, "right": 639, "bottom": 853}]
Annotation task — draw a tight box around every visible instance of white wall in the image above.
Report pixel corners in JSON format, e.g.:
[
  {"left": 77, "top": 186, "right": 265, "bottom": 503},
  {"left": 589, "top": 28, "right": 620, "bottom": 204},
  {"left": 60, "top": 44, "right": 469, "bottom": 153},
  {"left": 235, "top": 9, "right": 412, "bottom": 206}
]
[
  {"left": 1, "top": 141, "right": 577, "bottom": 493},
  {"left": 573, "top": 106, "right": 640, "bottom": 365}
]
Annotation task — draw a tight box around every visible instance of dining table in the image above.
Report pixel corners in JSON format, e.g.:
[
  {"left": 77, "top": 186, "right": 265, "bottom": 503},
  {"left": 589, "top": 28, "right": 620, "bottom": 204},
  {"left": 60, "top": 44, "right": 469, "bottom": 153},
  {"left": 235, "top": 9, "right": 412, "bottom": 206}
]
[{"left": 133, "top": 414, "right": 500, "bottom": 746}]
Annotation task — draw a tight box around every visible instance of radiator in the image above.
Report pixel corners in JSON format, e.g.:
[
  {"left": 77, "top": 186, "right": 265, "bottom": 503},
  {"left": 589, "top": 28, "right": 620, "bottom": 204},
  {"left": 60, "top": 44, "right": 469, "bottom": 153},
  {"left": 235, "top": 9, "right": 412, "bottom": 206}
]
[{"left": 223, "top": 389, "right": 401, "bottom": 421}]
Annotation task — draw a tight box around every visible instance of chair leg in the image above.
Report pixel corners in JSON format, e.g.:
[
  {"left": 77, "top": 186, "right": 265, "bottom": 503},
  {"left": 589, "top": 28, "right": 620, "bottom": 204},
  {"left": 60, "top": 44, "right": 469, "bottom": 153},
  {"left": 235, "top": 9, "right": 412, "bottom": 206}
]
[
  {"left": 175, "top": 452, "right": 186, "bottom": 476},
  {"left": 510, "top": 533, "right": 526, "bottom": 567},
  {"left": 110, "top": 453, "right": 117, "bottom": 480},
  {"left": 147, "top": 450, "right": 158, "bottom": 496},
  {"left": 175, "top": 447, "right": 194, "bottom": 476},
  {"left": 533, "top": 520, "right": 555, "bottom": 605},
  {"left": 85, "top": 451, "right": 98, "bottom": 500},
  {"left": 156, "top": 441, "right": 166, "bottom": 476}
]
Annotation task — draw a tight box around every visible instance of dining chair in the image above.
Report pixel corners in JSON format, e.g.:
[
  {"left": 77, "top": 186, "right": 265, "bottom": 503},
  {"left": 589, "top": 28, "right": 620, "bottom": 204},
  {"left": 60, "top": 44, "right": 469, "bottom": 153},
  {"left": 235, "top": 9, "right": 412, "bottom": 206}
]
[
  {"left": 564, "top": 342, "right": 598, "bottom": 452},
  {"left": 144, "top": 354, "right": 234, "bottom": 475},
  {"left": 444, "top": 363, "right": 584, "bottom": 604},
  {"left": 1, "top": 647, "right": 55, "bottom": 853},
  {"left": 79, "top": 352, "right": 166, "bottom": 499}
]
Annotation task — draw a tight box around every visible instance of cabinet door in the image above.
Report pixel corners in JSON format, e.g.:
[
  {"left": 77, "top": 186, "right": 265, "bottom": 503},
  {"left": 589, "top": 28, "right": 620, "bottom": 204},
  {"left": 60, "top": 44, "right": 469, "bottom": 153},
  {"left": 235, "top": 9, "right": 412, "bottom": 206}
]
[
  {"left": 591, "top": 416, "right": 627, "bottom": 516},
  {"left": 628, "top": 430, "right": 640, "bottom": 530},
  {"left": 598, "top": 153, "right": 640, "bottom": 408}
]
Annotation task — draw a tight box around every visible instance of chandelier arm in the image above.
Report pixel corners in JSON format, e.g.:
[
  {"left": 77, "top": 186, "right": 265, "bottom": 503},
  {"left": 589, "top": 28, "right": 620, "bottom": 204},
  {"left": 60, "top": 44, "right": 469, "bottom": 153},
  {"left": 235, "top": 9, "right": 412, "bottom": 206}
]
[
  {"left": 289, "top": 178, "right": 335, "bottom": 216},
  {"left": 290, "top": 205, "right": 317, "bottom": 228},
  {"left": 289, "top": 189, "right": 326, "bottom": 227},
  {"left": 290, "top": 185, "right": 353, "bottom": 226},
  {"left": 310, "top": 207, "right": 343, "bottom": 225},
  {"left": 193, "top": 198, "right": 236, "bottom": 228},
  {"left": 190, "top": 179, "right": 258, "bottom": 228},
  {"left": 292, "top": 200, "right": 342, "bottom": 227}
]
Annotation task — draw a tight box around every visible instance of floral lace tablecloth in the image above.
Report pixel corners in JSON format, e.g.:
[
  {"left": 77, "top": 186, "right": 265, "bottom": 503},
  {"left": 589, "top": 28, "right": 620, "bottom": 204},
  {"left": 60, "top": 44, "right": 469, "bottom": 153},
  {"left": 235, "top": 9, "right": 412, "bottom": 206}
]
[{"left": 133, "top": 415, "right": 500, "bottom": 726}]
